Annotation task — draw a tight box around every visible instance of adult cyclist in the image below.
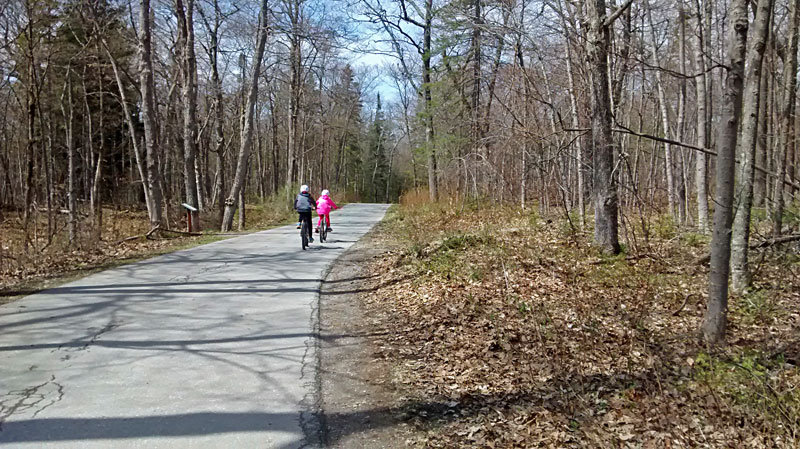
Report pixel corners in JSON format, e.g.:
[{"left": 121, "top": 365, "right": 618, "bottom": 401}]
[{"left": 294, "top": 184, "right": 316, "bottom": 244}]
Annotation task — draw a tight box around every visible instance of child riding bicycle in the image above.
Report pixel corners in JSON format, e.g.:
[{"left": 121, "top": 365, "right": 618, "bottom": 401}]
[
  {"left": 315, "top": 189, "right": 338, "bottom": 233},
  {"left": 294, "top": 184, "right": 316, "bottom": 243}
]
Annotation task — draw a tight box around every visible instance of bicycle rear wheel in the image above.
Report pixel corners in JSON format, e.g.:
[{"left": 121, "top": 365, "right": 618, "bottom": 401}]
[{"left": 320, "top": 222, "right": 327, "bottom": 242}]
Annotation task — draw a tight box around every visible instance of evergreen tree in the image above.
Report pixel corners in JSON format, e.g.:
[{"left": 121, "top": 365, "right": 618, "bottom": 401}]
[
  {"left": 330, "top": 65, "right": 363, "bottom": 194},
  {"left": 364, "top": 94, "right": 389, "bottom": 202}
]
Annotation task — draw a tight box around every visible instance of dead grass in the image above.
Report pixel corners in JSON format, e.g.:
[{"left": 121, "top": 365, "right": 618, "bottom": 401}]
[{"left": 361, "top": 201, "right": 800, "bottom": 448}]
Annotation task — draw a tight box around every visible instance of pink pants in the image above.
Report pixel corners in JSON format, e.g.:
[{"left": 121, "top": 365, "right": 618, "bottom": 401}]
[{"left": 317, "top": 214, "right": 330, "bottom": 227}]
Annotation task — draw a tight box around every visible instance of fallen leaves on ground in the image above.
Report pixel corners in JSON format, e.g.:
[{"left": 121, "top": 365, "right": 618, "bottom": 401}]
[
  {"left": 359, "top": 204, "right": 800, "bottom": 448},
  {"left": 0, "top": 209, "right": 217, "bottom": 297}
]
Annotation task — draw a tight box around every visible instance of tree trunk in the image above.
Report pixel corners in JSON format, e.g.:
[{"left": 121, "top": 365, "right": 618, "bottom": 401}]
[
  {"left": 93, "top": 83, "right": 105, "bottom": 241},
  {"left": 285, "top": 0, "right": 302, "bottom": 192},
  {"left": 91, "top": 67, "right": 106, "bottom": 242},
  {"left": 587, "top": 0, "right": 621, "bottom": 254},
  {"left": 562, "top": 11, "right": 585, "bottom": 228},
  {"left": 693, "top": 0, "right": 710, "bottom": 232},
  {"left": 704, "top": 0, "right": 748, "bottom": 344},
  {"left": 753, "top": 68, "right": 769, "bottom": 207},
  {"left": 204, "top": 0, "right": 226, "bottom": 227},
  {"left": 772, "top": 0, "right": 799, "bottom": 237},
  {"left": 101, "top": 38, "right": 150, "bottom": 215},
  {"left": 177, "top": 0, "right": 200, "bottom": 230},
  {"left": 139, "top": 0, "right": 164, "bottom": 227},
  {"left": 645, "top": 0, "right": 677, "bottom": 220},
  {"left": 470, "top": 0, "right": 482, "bottom": 162},
  {"left": 62, "top": 71, "right": 77, "bottom": 245},
  {"left": 731, "top": 0, "right": 773, "bottom": 294},
  {"left": 424, "top": 0, "right": 437, "bottom": 202},
  {"left": 221, "top": 0, "right": 269, "bottom": 232},
  {"left": 23, "top": 11, "right": 38, "bottom": 252},
  {"left": 676, "top": 4, "right": 688, "bottom": 223},
  {"left": 239, "top": 165, "right": 247, "bottom": 231}
]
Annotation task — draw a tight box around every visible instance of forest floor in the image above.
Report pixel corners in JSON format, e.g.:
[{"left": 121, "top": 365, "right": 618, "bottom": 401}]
[
  {"left": 0, "top": 203, "right": 294, "bottom": 303},
  {"left": 344, "top": 200, "right": 800, "bottom": 447}
]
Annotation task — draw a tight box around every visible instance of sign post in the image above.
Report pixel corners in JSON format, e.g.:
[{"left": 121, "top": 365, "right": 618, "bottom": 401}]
[{"left": 181, "top": 203, "right": 198, "bottom": 232}]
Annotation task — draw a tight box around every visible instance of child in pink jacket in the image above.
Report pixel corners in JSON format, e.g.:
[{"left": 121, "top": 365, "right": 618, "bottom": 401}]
[{"left": 316, "top": 189, "right": 338, "bottom": 233}]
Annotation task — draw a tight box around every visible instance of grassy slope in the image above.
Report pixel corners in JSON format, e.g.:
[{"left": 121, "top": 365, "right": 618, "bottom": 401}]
[{"left": 361, "top": 202, "right": 799, "bottom": 448}]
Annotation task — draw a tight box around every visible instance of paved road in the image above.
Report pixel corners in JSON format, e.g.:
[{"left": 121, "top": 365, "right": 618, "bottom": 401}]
[{"left": 0, "top": 203, "right": 390, "bottom": 448}]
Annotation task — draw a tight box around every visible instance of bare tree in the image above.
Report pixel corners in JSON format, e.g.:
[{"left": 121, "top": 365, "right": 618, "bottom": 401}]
[
  {"left": 221, "top": 0, "right": 270, "bottom": 232},
  {"left": 60, "top": 65, "right": 77, "bottom": 244},
  {"left": 692, "top": 0, "right": 711, "bottom": 232},
  {"left": 772, "top": 0, "right": 799, "bottom": 237},
  {"left": 176, "top": 0, "right": 201, "bottom": 230},
  {"left": 586, "top": 0, "right": 630, "bottom": 254},
  {"left": 704, "top": 0, "right": 748, "bottom": 344},
  {"left": 198, "top": 0, "right": 229, "bottom": 227},
  {"left": 645, "top": 0, "right": 677, "bottom": 221},
  {"left": 139, "top": 0, "right": 164, "bottom": 227},
  {"left": 731, "top": 0, "right": 774, "bottom": 294}
]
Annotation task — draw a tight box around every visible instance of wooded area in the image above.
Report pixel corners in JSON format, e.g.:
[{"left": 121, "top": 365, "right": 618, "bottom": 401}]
[{"left": 1, "top": 0, "right": 800, "bottom": 345}]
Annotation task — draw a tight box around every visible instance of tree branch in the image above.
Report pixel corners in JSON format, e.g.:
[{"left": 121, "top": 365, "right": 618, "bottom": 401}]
[{"left": 604, "top": 0, "right": 633, "bottom": 27}]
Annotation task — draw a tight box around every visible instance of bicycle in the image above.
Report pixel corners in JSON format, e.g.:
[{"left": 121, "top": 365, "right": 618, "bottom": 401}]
[
  {"left": 319, "top": 219, "right": 328, "bottom": 243},
  {"left": 301, "top": 219, "right": 309, "bottom": 250}
]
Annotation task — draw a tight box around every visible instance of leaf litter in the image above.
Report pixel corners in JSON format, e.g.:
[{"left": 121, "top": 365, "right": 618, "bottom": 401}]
[{"left": 358, "top": 204, "right": 800, "bottom": 448}]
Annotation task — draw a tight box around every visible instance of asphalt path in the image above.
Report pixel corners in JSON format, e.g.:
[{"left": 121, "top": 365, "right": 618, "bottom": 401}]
[{"left": 0, "top": 203, "right": 390, "bottom": 448}]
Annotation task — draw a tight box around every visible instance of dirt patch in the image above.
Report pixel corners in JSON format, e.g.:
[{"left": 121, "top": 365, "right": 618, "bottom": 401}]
[{"left": 318, "top": 228, "right": 420, "bottom": 448}]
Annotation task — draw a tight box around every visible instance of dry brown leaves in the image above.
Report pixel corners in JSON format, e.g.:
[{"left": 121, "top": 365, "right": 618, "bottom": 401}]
[
  {"left": 359, "top": 205, "right": 800, "bottom": 448},
  {"left": 0, "top": 209, "right": 213, "bottom": 297}
]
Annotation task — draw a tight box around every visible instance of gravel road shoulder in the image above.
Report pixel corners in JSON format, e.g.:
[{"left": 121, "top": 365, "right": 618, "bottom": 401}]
[{"left": 318, "top": 228, "right": 417, "bottom": 448}]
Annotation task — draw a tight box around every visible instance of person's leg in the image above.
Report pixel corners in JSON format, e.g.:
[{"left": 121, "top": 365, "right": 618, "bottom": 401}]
[
  {"left": 325, "top": 214, "right": 331, "bottom": 229},
  {"left": 304, "top": 212, "right": 313, "bottom": 241}
]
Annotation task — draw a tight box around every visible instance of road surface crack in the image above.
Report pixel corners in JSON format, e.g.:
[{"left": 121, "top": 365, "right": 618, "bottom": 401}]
[{"left": 0, "top": 375, "right": 64, "bottom": 430}]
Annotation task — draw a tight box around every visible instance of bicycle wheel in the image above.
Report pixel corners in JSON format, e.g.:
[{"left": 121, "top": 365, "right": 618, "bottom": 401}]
[
  {"left": 320, "top": 222, "right": 327, "bottom": 242},
  {"left": 301, "top": 220, "right": 308, "bottom": 250}
]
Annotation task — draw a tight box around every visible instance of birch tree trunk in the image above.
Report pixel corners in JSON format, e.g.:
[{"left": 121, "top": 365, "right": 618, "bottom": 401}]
[
  {"left": 61, "top": 71, "right": 77, "bottom": 244},
  {"left": 704, "top": 0, "right": 748, "bottom": 344},
  {"left": 221, "top": 0, "right": 269, "bottom": 232},
  {"left": 730, "top": 0, "right": 773, "bottom": 294},
  {"left": 516, "top": 40, "right": 529, "bottom": 210},
  {"left": 693, "top": 0, "right": 710, "bottom": 232},
  {"left": 676, "top": 4, "right": 688, "bottom": 223},
  {"left": 645, "top": 0, "right": 677, "bottom": 220}
]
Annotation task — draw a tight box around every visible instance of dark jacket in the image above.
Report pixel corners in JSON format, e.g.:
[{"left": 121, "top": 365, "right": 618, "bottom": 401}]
[{"left": 294, "top": 192, "right": 317, "bottom": 212}]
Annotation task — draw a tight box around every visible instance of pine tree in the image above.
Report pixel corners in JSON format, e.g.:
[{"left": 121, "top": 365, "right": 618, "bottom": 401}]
[{"left": 364, "top": 94, "right": 389, "bottom": 203}]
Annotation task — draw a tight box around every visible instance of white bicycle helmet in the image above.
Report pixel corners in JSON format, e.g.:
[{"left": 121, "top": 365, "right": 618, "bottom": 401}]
[
  {"left": 300, "top": 184, "right": 309, "bottom": 193},
  {"left": 321, "top": 189, "right": 330, "bottom": 196}
]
